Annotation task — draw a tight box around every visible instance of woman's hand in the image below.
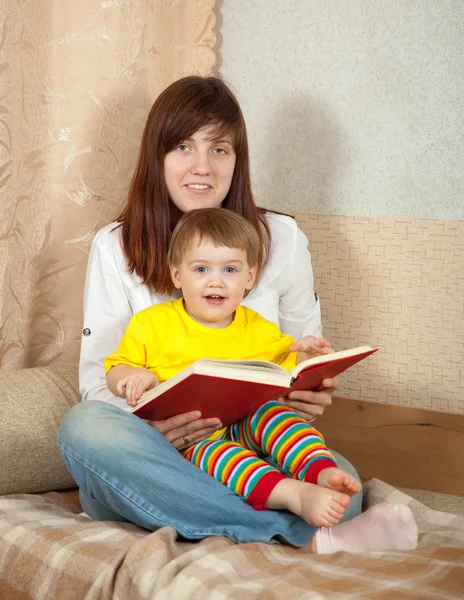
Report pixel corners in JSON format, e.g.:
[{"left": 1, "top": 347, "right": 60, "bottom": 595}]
[
  {"left": 282, "top": 377, "right": 338, "bottom": 421},
  {"left": 144, "top": 411, "right": 223, "bottom": 450}
]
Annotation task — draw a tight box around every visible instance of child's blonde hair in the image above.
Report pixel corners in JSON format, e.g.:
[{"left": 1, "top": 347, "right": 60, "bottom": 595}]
[{"left": 168, "top": 208, "right": 261, "bottom": 270}]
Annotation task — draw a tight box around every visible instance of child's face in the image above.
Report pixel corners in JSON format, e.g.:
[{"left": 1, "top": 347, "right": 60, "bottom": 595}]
[{"left": 169, "top": 237, "right": 257, "bottom": 328}]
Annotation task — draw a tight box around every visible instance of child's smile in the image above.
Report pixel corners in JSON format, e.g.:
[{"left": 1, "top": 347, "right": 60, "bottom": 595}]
[{"left": 204, "top": 294, "right": 226, "bottom": 305}]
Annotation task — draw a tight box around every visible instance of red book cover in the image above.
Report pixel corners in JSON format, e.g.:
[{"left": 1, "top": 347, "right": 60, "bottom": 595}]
[
  {"left": 133, "top": 376, "right": 287, "bottom": 424},
  {"left": 132, "top": 346, "right": 378, "bottom": 426}
]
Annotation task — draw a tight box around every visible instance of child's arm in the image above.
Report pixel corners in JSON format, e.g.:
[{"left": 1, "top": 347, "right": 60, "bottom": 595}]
[
  {"left": 289, "top": 336, "right": 334, "bottom": 365},
  {"left": 107, "top": 364, "right": 158, "bottom": 407}
]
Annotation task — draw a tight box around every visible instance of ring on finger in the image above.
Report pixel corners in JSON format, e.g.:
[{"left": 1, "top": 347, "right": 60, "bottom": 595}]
[{"left": 183, "top": 434, "right": 189, "bottom": 445}]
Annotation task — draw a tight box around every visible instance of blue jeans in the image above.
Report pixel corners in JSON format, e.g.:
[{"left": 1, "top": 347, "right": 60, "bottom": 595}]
[{"left": 57, "top": 401, "right": 362, "bottom": 546}]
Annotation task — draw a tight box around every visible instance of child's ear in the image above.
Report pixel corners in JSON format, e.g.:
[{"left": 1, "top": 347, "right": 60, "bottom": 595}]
[
  {"left": 245, "top": 265, "right": 257, "bottom": 291},
  {"left": 169, "top": 263, "right": 182, "bottom": 289}
]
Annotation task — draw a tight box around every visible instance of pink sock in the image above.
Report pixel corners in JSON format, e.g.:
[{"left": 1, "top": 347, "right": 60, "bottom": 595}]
[{"left": 315, "top": 503, "right": 418, "bottom": 554}]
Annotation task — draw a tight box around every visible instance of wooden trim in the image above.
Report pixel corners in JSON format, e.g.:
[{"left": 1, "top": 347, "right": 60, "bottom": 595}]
[{"left": 317, "top": 397, "right": 464, "bottom": 496}]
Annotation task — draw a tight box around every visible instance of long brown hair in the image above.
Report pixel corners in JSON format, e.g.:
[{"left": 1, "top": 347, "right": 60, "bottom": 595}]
[{"left": 117, "top": 76, "right": 271, "bottom": 295}]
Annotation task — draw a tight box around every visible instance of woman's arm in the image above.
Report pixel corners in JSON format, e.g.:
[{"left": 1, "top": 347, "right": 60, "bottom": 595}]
[
  {"left": 275, "top": 221, "right": 338, "bottom": 419},
  {"left": 79, "top": 227, "right": 134, "bottom": 409},
  {"left": 277, "top": 225, "right": 323, "bottom": 339}
]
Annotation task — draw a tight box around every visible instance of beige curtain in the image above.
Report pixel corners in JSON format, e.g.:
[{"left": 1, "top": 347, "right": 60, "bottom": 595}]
[{"left": 0, "top": 0, "right": 216, "bottom": 370}]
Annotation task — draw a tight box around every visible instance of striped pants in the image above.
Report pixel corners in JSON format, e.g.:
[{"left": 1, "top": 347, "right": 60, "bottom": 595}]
[{"left": 183, "top": 400, "right": 336, "bottom": 510}]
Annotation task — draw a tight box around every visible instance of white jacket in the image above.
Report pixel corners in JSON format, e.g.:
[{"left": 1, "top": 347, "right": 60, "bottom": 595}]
[{"left": 79, "top": 212, "right": 322, "bottom": 410}]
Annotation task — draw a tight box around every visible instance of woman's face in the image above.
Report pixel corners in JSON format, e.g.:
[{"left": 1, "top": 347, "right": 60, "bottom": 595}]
[{"left": 164, "top": 125, "right": 236, "bottom": 214}]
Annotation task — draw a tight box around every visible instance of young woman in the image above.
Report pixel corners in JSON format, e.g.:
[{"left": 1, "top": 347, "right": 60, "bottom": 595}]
[{"left": 58, "top": 76, "right": 417, "bottom": 553}]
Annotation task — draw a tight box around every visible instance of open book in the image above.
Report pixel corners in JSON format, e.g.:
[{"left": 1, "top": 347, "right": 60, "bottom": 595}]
[{"left": 131, "top": 345, "right": 377, "bottom": 425}]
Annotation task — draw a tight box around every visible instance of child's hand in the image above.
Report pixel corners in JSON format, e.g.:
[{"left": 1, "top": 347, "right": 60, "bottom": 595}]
[
  {"left": 117, "top": 368, "right": 158, "bottom": 407},
  {"left": 290, "top": 336, "right": 334, "bottom": 364}
]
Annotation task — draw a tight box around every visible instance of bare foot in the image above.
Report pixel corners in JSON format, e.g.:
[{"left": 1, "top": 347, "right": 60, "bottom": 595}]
[
  {"left": 317, "top": 467, "right": 362, "bottom": 497},
  {"left": 266, "top": 478, "right": 351, "bottom": 528}
]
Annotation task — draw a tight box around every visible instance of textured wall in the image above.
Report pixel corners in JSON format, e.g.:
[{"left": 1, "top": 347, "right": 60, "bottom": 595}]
[
  {"left": 218, "top": 0, "right": 464, "bottom": 219},
  {"left": 297, "top": 214, "right": 464, "bottom": 415}
]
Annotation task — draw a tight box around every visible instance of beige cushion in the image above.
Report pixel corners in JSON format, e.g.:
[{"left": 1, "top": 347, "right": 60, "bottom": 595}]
[{"left": 0, "top": 363, "right": 80, "bottom": 494}]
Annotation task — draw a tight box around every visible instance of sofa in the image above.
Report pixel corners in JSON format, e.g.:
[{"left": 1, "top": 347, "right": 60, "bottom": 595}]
[{"left": 1, "top": 364, "right": 463, "bottom": 599}]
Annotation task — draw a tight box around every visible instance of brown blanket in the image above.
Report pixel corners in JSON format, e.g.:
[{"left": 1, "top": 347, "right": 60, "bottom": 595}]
[{"left": 0, "top": 479, "right": 463, "bottom": 599}]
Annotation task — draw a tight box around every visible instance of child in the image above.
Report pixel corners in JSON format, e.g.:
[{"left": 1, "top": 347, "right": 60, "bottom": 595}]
[{"left": 105, "top": 208, "right": 362, "bottom": 528}]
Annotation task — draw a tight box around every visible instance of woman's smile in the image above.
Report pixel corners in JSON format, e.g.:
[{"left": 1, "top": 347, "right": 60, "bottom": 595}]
[{"left": 184, "top": 183, "right": 212, "bottom": 192}]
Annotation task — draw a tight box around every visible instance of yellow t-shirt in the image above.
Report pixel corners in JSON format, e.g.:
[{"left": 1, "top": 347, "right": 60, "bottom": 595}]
[{"left": 105, "top": 298, "right": 297, "bottom": 381}]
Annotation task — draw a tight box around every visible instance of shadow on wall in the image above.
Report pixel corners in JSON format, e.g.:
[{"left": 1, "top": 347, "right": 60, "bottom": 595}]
[
  {"left": 259, "top": 95, "right": 350, "bottom": 216},
  {"left": 213, "top": 0, "right": 224, "bottom": 73},
  {"left": 213, "top": 0, "right": 348, "bottom": 214}
]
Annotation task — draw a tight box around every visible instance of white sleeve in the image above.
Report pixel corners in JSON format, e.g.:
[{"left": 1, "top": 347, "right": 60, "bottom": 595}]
[
  {"left": 79, "top": 230, "right": 132, "bottom": 410},
  {"left": 278, "top": 226, "right": 323, "bottom": 340}
]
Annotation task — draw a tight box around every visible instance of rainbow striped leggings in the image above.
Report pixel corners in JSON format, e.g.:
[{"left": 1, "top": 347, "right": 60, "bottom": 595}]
[{"left": 183, "top": 400, "right": 336, "bottom": 510}]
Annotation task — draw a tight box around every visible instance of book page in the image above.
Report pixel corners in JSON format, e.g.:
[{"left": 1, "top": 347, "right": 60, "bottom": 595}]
[{"left": 198, "top": 358, "right": 287, "bottom": 374}]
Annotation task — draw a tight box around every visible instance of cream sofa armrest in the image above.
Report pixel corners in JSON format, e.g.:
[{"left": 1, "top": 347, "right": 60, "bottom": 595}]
[{"left": 0, "top": 363, "right": 80, "bottom": 494}]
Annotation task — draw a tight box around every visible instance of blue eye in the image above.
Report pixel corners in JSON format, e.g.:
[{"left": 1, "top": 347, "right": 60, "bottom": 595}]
[
  {"left": 195, "top": 266, "right": 207, "bottom": 273},
  {"left": 224, "top": 266, "right": 237, "bottom": 273}
]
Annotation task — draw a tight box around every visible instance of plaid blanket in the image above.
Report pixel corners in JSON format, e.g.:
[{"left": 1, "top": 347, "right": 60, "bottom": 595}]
[{"left": 0, "top": 479, "right": 463, "bottom": 600}]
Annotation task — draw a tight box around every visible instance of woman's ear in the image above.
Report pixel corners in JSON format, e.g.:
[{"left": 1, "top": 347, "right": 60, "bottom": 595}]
[
  {"left": 245, "top": 265, "right": 257, "bottom": 291},
  {"left": 169, "top": 263, "right": 182, "bottom": 289}
]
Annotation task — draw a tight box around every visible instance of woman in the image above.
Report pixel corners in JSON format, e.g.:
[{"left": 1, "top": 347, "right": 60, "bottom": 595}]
[{"left": 58, "top": 77, "right": 417, "bottom": 553}]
